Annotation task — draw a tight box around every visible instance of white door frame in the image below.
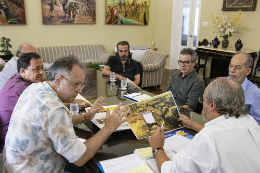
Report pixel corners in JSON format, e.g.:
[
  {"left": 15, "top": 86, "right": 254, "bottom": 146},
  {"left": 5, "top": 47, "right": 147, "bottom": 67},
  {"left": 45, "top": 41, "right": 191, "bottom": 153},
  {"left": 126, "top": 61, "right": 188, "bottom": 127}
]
[{"left": 169, "top": 0, "right": 202, "bottom": 70}]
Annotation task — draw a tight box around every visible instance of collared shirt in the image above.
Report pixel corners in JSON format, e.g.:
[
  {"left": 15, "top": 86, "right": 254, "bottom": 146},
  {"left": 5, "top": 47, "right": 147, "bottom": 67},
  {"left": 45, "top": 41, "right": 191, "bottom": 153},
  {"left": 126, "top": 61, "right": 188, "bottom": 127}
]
[
  {"left": 0, "top": 73, "right": 30, "bottom": 151},
  {"left": 241, "top": 77, "right": 260, "bottom": 125},
  {"left": 0, "top": 56, "right": 18, "bottom": 91},
  {"left": 166, "top": 70, "right": 205, "bottom": 110},
  {"left": 161, "top": 115, "right": 260, "bottom": 173},
  {"left": 0, "top": 82, "right": 86, "bottom": 172},
  {"left": 106, "top": 56, "right": 140, "bottom": 81}
]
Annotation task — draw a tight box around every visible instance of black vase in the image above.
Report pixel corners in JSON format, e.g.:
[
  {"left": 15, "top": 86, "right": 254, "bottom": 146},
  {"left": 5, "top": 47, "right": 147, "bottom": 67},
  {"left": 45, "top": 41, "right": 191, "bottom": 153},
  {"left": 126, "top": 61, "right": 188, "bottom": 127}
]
[
  {"left": 212, "top": 37, "right": 220, "bottom": 48},
  {"left": 235, "top": 39, "right": 243, "bottom": 51},
  {"left": 222, "top": 37, "right": 229, "bottom": 48},
  {"left": 0, "top": 54, "right": 13, "bottom": 62}
]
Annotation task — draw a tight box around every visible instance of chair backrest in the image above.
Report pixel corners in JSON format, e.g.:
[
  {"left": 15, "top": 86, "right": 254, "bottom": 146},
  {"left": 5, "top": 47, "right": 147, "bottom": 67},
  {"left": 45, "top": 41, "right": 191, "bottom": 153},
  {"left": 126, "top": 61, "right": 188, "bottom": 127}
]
[
  {"left": 139, "top": 50, "right": 168, "bottom": 66},
  {"left": 137, "top": 61, "right": 143, "bottom": 87},
  {"left": 36, "top": 45, "right": 105, "bottom": 63}
]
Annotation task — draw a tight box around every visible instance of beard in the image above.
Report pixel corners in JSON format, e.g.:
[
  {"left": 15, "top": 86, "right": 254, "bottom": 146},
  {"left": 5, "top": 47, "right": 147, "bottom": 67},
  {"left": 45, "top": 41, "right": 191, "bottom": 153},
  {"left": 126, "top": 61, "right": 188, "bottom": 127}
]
[
  {"left": 120, "top": 55, "right": 128, "bottom": 61},
  {"left": 229, "top": 73, "right": 245, "bottom": 83}
]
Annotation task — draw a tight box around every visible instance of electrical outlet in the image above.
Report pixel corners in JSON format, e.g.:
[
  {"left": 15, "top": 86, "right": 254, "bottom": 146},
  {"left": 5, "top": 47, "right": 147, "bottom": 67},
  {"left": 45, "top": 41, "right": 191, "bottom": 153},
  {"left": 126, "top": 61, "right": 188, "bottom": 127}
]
[{"left": 152, "top": 41, "right": 155, "bottom": 46}]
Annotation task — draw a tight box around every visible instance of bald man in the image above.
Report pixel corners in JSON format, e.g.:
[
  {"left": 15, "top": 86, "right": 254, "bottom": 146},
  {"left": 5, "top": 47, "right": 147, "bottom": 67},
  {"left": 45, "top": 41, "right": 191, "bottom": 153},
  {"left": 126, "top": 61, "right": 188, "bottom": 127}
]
[{"left": 0, "top": 43, "right": 36, "bottom": 90}]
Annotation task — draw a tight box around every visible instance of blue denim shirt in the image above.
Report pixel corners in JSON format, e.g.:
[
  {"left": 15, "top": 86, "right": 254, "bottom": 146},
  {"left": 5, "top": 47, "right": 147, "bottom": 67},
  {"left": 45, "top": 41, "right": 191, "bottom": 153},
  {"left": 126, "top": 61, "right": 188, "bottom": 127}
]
[{"left": 242, "top": 77, "right": 260, "bottom": 125}]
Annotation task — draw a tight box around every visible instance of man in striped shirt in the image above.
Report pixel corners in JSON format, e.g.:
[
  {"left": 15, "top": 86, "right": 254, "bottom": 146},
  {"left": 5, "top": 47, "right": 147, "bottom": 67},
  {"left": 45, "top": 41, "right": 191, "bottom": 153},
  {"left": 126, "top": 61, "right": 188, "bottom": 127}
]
[{"left": 0, "top": 43, "right": 36, "bottom": 91}]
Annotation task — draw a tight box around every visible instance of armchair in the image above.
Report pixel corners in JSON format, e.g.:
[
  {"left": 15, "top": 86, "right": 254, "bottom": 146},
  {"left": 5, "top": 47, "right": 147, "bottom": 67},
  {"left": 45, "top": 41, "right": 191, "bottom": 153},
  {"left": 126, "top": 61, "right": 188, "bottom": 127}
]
[{"left": 139, "top": 50, "right": 168, "bottom": 88}]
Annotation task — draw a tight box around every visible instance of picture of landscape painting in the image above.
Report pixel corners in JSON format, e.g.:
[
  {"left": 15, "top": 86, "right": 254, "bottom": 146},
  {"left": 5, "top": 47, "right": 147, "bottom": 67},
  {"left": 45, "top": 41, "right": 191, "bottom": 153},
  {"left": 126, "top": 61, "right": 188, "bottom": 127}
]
[
  {"left": 106, "top": 0, "right": 149, "bottom": 25},
  {"left": 0, "top": 0, "right": 26, "bottom": 25},
  {"left": 41, "top": 0, "right": 96, "bottom": 25}
]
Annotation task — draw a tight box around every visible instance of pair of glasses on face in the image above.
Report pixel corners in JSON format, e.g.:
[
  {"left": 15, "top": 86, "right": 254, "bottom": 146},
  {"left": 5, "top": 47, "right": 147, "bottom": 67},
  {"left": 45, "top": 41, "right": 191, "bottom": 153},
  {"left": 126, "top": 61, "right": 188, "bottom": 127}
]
[
  {"left": 60, "top": 75, "right": 85, "bottom": 90},
  {"left": 199, "top": 97, "right": 203, "bottom": 103},
  {"left": 177, "top": 60, "right": 193, "bottom": 65}
]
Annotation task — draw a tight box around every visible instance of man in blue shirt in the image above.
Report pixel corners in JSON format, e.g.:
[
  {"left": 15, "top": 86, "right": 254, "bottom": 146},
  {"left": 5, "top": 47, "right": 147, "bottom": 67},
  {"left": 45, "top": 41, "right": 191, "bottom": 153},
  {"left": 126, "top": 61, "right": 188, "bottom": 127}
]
[{"left": 228, "top": 52, "right": 260, "bottom": 125}]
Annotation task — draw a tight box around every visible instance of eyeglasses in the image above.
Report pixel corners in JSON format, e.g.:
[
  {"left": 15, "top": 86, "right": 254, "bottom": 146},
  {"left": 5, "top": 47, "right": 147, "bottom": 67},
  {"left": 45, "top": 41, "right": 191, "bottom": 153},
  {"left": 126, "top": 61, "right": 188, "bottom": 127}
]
[
  {"left": 177, "top": 60, "right": 193, "bottom": 65},
  {"left": 60, "top": 75, "right": 85, "bottom": 90},
  {"left": 199, "top": 97, "right": 203, "bottom": 103}
]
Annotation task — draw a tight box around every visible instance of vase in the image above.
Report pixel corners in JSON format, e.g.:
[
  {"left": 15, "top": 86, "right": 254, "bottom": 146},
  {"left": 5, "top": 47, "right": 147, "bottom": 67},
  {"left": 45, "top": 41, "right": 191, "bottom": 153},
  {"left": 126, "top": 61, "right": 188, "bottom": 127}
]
[
  {"left": 235, "top": 39, "right": 243, "bottom": 51},
  {"left": 212, "top": 37, "right": 220, "bottom": 48},
  {"left": 222, "top": 37, "right": 229, "bottom": 48}
]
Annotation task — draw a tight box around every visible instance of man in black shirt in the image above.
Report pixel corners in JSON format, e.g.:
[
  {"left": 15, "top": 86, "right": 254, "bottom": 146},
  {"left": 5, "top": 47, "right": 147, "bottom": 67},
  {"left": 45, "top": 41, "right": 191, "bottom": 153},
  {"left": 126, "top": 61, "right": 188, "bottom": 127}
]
[{"left": 102, "top": 41, "right": 140, "bottom": 86}]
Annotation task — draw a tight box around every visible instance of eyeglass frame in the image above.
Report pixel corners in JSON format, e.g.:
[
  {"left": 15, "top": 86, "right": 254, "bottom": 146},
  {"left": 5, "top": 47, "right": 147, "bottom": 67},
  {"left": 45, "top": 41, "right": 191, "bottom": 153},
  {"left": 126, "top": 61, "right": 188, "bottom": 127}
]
[
  {"left": 60, "top": 75, "right": 85, "bottom": 90},
  {"left": 199, "top": 97, "right": 203, "bottom": 103},
  {"left": 177, "top": 60, "right": 195, "bottom": 66}
]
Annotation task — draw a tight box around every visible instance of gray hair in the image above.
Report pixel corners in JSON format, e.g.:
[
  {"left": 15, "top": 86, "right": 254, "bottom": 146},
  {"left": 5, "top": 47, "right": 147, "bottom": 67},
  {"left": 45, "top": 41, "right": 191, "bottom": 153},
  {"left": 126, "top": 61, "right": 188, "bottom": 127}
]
[
  {"left": 180, "top": 48, "right": 197, "bottom": 62},
  {"left": 232, "top": 52, "right": 253, "bottom": 69},
  {"left": 205, "top": 77, "right": 248, "bottom": 118},
  {"left": 47, "top": 55, "right": 85, "bottom": 81}
]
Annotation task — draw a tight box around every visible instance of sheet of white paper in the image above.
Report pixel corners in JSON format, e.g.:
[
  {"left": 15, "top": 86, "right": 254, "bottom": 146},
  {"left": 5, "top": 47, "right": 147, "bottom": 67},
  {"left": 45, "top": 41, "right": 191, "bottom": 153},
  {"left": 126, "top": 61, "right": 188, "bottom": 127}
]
[
  {"left": 100, "top": 154, "right": 153, "bottom": 173},
  {"left": 143, "top": 112, "right": 156, "bottom": 124},
  {"left": 145, "top": 157, "right": 160, "bottom": 173},
  {"left": 78, "top": 138, "right": 86, "bottom": 143},
  {"left": 163, "top": 134, "right": 191, "bottom": 159}
]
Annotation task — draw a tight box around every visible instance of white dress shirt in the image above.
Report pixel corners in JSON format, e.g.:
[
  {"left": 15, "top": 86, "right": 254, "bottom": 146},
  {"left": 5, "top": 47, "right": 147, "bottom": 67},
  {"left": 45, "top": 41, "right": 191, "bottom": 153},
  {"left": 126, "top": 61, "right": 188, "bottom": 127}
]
[
  {"left": 0, "top": 56, "right": 18, "bottom": 91},
  {"left": 161, "top": 115, "right": 260, "bottom": 173}
]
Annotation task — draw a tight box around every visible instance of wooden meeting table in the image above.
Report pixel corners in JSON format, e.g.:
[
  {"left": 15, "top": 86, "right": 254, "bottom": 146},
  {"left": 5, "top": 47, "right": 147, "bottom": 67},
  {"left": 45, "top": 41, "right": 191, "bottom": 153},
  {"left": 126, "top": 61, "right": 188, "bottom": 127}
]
[{"left": 73, "top": 69, "right": 205, "bottom": 173}]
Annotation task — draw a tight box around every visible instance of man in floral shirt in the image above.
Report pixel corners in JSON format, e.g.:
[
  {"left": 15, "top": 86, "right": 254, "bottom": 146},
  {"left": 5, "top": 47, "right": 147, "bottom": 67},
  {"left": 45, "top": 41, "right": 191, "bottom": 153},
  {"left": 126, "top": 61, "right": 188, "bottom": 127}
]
[{"left": 0, "top": 56, "right": 130, "bottom": 172}]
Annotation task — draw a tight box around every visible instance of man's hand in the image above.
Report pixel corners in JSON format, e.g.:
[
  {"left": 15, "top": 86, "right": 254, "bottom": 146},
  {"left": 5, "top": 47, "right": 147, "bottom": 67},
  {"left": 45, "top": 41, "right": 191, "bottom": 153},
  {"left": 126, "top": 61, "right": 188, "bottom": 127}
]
[
  {"left": 104, "top": 103, "right": 131, "bottom": 132},
  {"left": 148, "top": 127, "right": 165, "bottom": 150},
  {"left": 178, "top": 114, "right": 204, "bottom": 132},
  {"left": 87, "top": 97, "right": 106, "bottom": 121},
  {"left": 75, "top": 99, "right": 92, "bottom": 108},
  {"left": 116, "top": 74, "right": 126, "bottom": 80}
]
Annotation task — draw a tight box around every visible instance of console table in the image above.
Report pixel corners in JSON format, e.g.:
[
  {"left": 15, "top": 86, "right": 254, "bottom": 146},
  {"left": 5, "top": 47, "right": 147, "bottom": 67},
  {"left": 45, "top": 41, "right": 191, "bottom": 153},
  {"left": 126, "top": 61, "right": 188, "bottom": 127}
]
[{"left": 195, "top": 46, "right": 258, "bottom": 79}]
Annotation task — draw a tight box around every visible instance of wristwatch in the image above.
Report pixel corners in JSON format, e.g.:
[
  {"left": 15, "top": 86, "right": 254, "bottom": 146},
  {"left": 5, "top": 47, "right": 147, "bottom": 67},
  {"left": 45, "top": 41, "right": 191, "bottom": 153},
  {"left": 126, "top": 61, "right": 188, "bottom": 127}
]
[{"left": 152, "top": 147, "right": 164, "bottom": 156}]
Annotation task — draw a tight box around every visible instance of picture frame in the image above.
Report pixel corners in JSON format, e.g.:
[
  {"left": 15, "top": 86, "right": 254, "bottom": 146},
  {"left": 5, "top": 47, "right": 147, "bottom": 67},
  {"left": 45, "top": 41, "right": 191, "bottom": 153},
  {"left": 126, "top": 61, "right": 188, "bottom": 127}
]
[
  {"left": 105, "top": 0, "right": 149, "bottom": 25},
  {"left": 222, "top": 0, "right": 257, "bottom": 11},
  {"left": 41, "top": 0, "right": 96, "bottom": 25},
  {"left": 0, "top": 0, "right": 26, "bottom": 25}
]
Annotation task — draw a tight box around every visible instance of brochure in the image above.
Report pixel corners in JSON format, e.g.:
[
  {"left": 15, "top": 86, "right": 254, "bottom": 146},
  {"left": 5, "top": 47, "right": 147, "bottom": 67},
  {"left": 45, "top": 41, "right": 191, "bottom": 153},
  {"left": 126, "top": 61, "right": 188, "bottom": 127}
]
[{"left": 126, "top": 91, "right": 183, "bottom": 140}]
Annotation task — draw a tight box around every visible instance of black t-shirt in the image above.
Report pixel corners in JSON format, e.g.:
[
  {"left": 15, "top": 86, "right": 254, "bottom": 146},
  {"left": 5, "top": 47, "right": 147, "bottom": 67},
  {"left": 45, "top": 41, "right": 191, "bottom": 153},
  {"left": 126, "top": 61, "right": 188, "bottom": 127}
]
[{"left": 106, "top": 56, "right": 140, "bottom": 81}]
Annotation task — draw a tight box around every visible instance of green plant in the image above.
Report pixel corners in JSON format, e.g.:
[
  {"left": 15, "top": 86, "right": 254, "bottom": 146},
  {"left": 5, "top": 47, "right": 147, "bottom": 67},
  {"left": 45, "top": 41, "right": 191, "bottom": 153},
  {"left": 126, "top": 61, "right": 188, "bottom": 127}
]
[
  {"left": 0, "top": 37, "right": 12, "bottom": 55},
  {"left": 86, "top": 62, "right": 100, "bottom": 70}
]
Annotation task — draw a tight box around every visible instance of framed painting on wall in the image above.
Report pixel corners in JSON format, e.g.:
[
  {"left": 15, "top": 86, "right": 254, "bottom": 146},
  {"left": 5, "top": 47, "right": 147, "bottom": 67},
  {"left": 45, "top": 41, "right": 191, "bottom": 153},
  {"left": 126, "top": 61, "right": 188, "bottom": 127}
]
[
  {"left": 0, "top": 0, "right": 26, "bottom": 25},
  {"left": 222, "top": 0, "right": 257, "bottom": 11},
  {"left": 41, "top": 0, "right": 96, "bottom": 25},
  {"left": 106, "top": 0, "right": 149, "bottom": 25}
]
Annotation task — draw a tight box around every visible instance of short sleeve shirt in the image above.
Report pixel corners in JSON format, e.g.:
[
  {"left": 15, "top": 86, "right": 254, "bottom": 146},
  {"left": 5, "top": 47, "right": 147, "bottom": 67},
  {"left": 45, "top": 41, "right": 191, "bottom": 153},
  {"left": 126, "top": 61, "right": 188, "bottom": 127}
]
[
  {"left": 166, "top": 70, "right": 205, "bottom": 110},
  {"left": 0, "top": 82, "right": 86, "bottom": 172},
  {"left": 106, "top": 56, "right": 140, "bottom": 76}
]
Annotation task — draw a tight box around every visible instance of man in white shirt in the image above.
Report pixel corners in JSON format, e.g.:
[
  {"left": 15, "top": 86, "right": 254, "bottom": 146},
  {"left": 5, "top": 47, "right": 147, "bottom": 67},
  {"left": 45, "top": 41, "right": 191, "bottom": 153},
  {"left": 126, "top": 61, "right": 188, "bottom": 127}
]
[
  {"left": 148, "top": 78, "right": 260, "bottom": 173},
  {"left": 0, "top": 43, "right": 36, "bottom": 90}
]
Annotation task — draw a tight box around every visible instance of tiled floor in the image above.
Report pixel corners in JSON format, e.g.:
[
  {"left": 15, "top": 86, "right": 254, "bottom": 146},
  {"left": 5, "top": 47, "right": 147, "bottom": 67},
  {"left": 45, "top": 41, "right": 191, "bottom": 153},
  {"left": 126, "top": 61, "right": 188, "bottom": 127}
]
[{"left": 142, "top": 69, "right": 179, "bottom": 95}]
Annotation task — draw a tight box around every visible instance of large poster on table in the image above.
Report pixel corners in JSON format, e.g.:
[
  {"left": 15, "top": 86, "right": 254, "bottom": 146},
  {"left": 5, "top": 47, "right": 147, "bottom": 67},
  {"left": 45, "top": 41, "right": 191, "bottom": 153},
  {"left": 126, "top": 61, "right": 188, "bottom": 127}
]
[
  {"left": 41, "top": 0, "right": 96, "bottom": 25},
  {"left": 0, "top": 0, "right": 26, "bottom": 25},
  {"left": 106, "top": 0, "right": 149, "bottom": 25}
]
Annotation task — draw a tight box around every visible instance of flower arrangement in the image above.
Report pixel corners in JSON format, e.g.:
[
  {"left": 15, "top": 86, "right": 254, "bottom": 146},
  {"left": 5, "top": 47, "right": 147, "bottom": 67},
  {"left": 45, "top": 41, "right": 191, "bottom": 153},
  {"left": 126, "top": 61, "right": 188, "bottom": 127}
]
[{"left": 211, "top": 11, "right": 243, "bottom": 39}]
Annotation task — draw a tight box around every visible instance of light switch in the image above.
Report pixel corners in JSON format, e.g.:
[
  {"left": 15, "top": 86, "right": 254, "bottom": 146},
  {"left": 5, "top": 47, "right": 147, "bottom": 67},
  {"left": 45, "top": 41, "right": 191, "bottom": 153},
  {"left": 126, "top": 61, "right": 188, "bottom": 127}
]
[{"left": 202, "top": 22, "right": 208, "bottom": 27}]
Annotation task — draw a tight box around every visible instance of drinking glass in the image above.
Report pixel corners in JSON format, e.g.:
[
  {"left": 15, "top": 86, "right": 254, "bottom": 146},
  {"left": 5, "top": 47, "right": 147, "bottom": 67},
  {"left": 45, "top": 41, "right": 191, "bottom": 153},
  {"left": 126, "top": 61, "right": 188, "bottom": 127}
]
[
  {"left": 110, "top": 72, "right": 116, "bottom": 81},
  {"left": 70, "top": 102, "right": 79, "bottom": 115},
  {"left": 121, "top": 79, "right": 127, "bottom": 89}
]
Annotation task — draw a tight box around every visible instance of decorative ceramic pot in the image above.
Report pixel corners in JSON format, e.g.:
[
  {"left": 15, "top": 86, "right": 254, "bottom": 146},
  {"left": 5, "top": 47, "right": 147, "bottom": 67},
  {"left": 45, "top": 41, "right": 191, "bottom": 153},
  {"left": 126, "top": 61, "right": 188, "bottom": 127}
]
[
  {"left": 212, "top": 37, "right": 220, "bottom": 48},
  {"left": 235, "top": 39, "right": 243, "bottom": 51},
  {"left": 222, "top": 37, "right": 229, "bottom": 48}
]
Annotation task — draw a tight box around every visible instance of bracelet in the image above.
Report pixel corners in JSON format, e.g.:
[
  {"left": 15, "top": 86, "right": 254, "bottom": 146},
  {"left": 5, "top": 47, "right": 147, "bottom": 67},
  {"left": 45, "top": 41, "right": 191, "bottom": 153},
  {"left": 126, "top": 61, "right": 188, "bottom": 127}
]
[{"left": 83, "top": 113, "right": 91, "bottom": 122}]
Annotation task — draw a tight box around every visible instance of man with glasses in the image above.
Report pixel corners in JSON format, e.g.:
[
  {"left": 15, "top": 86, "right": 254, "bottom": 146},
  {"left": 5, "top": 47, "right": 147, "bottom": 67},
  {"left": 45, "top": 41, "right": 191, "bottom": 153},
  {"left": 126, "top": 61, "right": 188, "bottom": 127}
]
[
  {"left": 0, "top": 53, "right": 43, "bottom": 153},
  {"left": 149, "top": 78, "right": 260, "bottom": 173},
  {"left": 102, "top": 41, "right": 140, "bottom": 85},
  {"left": 166, "top": 48, "right": 205, "bottom": 111},
  {"left": 0, "top": 43, "right": 37, "bottom": 91},
  {"left": 0, "top": 56, "right": 130, "bottom": 172}
]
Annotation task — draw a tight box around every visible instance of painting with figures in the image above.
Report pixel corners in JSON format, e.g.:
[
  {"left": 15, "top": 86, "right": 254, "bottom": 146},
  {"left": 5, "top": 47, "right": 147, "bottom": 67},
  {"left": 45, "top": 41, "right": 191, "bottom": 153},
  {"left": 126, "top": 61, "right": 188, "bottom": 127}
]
[
  {"left": 41, "top": 0, "right": 96, "bottom": 25},
  {"left": 106, "top": 0, "right": 149, "bottom": 25},
  {"left": 0, "top": 0, "right": 26, "bottom": 25}
]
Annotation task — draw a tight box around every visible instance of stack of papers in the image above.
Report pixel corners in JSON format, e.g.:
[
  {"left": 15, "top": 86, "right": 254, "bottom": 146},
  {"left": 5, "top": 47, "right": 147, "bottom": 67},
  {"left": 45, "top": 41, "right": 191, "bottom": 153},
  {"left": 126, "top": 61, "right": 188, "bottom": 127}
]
[
  {"left": 100, "top": 153, "right": 154, "bottom": 173},
  {"left": 87, "top": 105, "right": 131, "bottom": 131},
  {"left": 124, "top": 93, "right": 152, "bottom": 102}
]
